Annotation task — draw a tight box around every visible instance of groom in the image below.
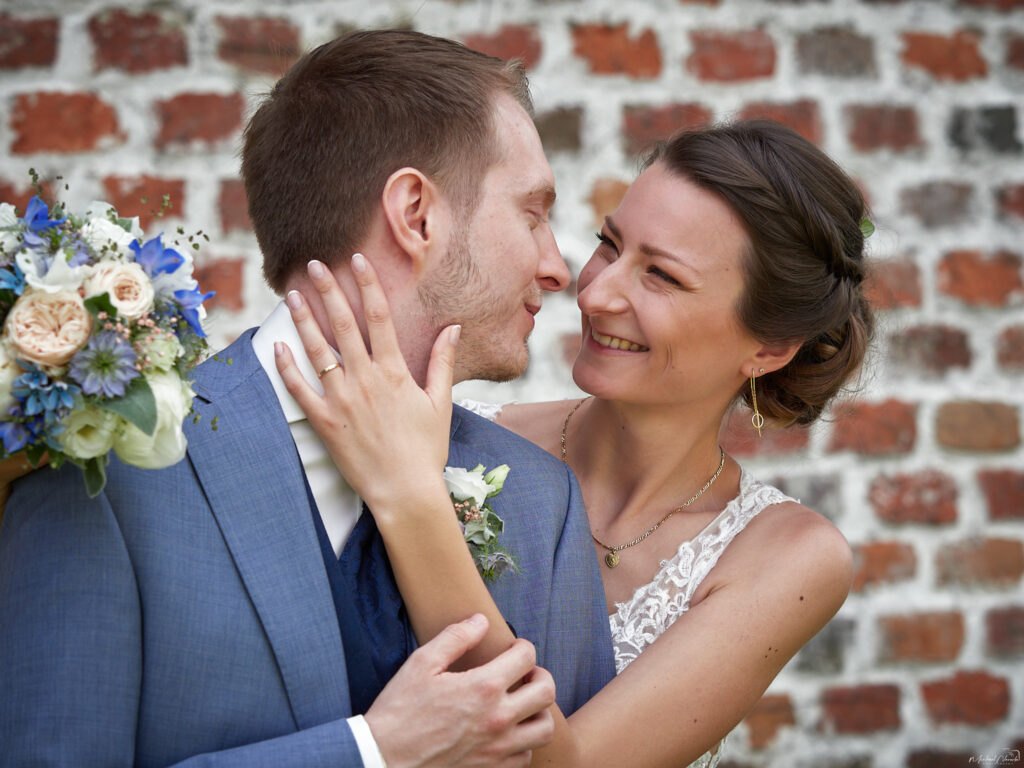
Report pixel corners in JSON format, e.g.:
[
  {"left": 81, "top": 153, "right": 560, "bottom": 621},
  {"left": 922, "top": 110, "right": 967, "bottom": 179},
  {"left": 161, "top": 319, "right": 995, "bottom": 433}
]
[{"left": 0, "top": 29, "right": 613, "bottom": 768}]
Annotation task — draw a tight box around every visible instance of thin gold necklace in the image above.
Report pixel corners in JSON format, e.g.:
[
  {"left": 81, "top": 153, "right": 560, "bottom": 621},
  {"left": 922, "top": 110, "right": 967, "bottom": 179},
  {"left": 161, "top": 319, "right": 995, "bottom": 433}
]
[{"left": 560, "top": 397, "right": 727, "bottom": 569}]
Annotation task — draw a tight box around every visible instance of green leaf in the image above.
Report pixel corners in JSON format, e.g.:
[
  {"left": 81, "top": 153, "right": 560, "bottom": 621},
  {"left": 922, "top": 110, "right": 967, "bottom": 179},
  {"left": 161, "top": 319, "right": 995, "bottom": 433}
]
[
  {"left": 81, "top": 454, "right": 109, "bottom": 498},
  {"left": 96, "top": 377, "right": 157, "bottom": 436},
  {"left": 859, "top": 217, "right": 875, "bottom": 239},
  {"left": 84, "top": 292, "right": 118, "bottom": 319}
]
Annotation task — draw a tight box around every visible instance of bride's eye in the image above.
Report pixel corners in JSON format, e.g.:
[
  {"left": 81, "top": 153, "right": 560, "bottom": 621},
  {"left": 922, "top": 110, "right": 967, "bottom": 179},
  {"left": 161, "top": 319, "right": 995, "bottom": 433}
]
[
  {"left": 594, "top": 232, "right": 617, "bottom": 252},
  {"left": 647, "top": 266, "right": 682, "bottom": 287}
]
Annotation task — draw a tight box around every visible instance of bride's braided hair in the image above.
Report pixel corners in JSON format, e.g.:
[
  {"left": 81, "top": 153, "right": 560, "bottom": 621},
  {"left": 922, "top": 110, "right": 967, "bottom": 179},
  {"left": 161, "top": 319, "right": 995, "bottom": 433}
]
[{"left": 644, "top": 120, "right": 874, "bottom": 426}]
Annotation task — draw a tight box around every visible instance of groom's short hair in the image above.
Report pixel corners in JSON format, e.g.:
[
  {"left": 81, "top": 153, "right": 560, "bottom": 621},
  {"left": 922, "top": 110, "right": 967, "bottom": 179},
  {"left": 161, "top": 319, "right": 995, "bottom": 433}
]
[{"left": 242, "top": 29, "right": 533, "bottom": 293}]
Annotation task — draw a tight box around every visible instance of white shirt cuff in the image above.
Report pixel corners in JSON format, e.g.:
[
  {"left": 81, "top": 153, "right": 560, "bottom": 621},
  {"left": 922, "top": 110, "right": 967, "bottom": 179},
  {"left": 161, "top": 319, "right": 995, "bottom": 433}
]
[{"left": 348, "top": 714, "right": 388, "bottom": 768}]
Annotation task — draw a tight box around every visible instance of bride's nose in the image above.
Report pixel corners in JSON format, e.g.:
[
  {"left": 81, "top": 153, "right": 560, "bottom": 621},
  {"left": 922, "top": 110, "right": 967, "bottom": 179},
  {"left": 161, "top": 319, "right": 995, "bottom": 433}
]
[{"left": 577, "top": 258, "right": 630, "bottom": 317}]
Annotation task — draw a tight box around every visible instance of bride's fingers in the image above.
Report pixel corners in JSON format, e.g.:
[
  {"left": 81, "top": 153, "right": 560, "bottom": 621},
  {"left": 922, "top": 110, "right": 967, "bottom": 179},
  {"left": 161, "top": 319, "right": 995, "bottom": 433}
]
[
  {"left": 306, "top": 259, "right": 369, "bottom": 375},
  {"left": 285, "top": 289, "right": 344, "bottom": 382},
  {"left": 424, "top": 324, "right": 460, "bottom": 410},
  {"left": 350, "top": 253, "right": 404, "bottom": 370},
  {"left": 274, "top": 340, "right": 327, "bottom": 420}
]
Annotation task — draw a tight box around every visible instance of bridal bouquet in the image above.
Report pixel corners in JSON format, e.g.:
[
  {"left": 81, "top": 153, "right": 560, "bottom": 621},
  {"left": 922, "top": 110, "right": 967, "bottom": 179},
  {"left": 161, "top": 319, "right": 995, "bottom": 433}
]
[{"left": 0, "top": 194, "right": 214, "bottom": 496}]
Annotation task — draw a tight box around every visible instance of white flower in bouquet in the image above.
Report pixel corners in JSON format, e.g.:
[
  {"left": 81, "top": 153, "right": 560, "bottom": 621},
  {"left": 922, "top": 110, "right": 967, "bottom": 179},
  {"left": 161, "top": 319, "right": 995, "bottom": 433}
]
[
  {"left": 4, "top": 289, "right": 93, "bottom": 368},
  {"left": 16, "top": 250, "right": 89, "bottom": 294},
  {"left": 85, "top": 262, "right": 154, "bottom": 320},
  {"left": 145, "top": 332, "right": 185, "bottom": 372},
  {"left": 80, "top": 216, "right": 137, "bottom": 257},
  {"left": 57, "top": 403, "right": 118, "bottom": 459},
  {"left": 0, "top": 203, "right": 20, "bottom": 255},
  {"left": 112, "top": 371, "right": 194, "bottom": 469},
  {"left": 0, "top": 342, "right": 20, "bottom": 411}
]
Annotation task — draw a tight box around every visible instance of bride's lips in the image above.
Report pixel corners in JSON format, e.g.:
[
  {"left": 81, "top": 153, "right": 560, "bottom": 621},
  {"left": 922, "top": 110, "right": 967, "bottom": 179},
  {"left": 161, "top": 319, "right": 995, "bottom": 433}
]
[{"left": 589, "top": 326, "right": 649, "bottom": 352}]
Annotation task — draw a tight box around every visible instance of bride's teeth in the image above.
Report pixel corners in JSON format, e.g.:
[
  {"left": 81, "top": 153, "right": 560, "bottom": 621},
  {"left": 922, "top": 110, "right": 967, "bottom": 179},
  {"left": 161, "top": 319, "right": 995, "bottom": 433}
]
[{"left": 591, "top": 328, "right": 647, "bottom": 352}]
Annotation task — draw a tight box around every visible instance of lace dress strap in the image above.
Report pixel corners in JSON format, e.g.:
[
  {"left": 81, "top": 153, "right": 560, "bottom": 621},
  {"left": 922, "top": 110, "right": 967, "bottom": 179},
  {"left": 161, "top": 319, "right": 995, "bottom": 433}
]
[{"left": 456, "top": 398, "right": 511, "bottom": 422}]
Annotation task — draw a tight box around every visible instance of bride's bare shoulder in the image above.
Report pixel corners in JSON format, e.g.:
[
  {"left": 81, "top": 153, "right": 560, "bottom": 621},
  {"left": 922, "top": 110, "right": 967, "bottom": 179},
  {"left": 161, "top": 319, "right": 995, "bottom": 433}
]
[{"left": 496, "top": 399, "right": 585, "bottom": 458}]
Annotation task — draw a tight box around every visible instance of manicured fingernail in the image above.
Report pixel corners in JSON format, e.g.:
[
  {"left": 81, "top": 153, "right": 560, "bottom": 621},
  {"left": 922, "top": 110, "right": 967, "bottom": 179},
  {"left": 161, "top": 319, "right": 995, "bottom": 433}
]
[
  {"left": 274, "top": 341, "right": 283, "bottom": 357},
  {"left": 352, "top": 253, "right": 366, "bottom": 273},
  {"left": 308, "top": 260, "right": 325, "bottom": 279},
  {"left": 286, "top": 290, "right": 302, "bottom": 309},
  {"left": 450, "top": 325, "right": 461, "bottom": 346}
]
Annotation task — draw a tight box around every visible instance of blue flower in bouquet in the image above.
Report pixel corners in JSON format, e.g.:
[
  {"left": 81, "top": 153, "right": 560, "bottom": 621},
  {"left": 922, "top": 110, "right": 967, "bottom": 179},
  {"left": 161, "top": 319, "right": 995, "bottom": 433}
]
[
  {"left": 0, "top": 261, "right": 26, "bottom": 295},
  {"left": 68, "top": 331, "right": 141, "bottom": 398},
  {"left": 0, "top": 410, "right": 31, "bottom": 454},
  {"left": 21, "top": 196, "right": 65, "bottom": 233},
  {"left": 174, "top": 287, "right": 214, "bottom": 337},
  {"left": 131, "top": 235, "right": 184, "bottom": 278},
  {"left": 11, "top": 365, "right": 78, "bottom": 419}
]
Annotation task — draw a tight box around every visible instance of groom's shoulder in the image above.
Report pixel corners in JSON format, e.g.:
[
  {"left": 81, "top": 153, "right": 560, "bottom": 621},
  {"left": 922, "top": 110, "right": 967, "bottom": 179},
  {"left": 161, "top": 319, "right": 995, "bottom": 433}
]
[{"left": 451, "top": 404, "right": 570, "bottom": 483}]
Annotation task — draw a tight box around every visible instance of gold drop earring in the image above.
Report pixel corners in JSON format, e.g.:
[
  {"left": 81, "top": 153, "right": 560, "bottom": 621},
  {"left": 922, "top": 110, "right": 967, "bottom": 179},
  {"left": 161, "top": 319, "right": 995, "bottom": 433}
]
[{"left": 750, "top": 368, "right": 765, "bottom": 437}]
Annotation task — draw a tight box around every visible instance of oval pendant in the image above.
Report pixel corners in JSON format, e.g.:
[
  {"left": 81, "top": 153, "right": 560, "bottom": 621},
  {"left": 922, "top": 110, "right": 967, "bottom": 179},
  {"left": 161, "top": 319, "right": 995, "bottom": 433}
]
[{"left": 605, "top": 552, "right": 620, "bottom": 568}]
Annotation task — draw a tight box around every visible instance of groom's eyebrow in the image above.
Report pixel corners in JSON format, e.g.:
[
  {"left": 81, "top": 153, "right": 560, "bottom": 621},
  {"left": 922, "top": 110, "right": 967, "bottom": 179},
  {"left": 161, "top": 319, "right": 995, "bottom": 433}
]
[{"left": 523, "top": 183, "right": 556, "bottom": 211}]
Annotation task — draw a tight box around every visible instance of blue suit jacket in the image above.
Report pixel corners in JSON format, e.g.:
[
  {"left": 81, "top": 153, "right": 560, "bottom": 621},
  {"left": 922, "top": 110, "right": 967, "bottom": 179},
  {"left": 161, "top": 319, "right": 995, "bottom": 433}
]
[{"left": 0, "top": 330, "right": 614, "bottom": 767}]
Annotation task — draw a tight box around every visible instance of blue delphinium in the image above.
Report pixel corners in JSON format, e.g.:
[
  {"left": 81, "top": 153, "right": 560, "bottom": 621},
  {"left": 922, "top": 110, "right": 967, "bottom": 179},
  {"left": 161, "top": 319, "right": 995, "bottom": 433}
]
[
  {"left": 131, "top": 235, "right": 184, "bottom": 277},
  {"left": 174, "top": 287, "right": 215, "bottom": 337},
  {"left": 0, "top": 261, "right": 26, "bottom": 295},
  {"left": 68, "top": 332, "right": 140, "bottom": 398},
  {"left": 12, "top": 365, "right": 78, "bottom": 418},
  {"left": 21, "top": 196, "right": 65, "bottom": 233}
]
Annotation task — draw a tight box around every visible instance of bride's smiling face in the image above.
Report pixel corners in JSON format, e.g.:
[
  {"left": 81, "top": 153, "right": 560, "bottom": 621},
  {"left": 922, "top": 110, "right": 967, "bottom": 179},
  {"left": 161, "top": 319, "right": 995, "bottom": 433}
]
[{"left": 572, "top": 163, "right": 760, "bottom": 407}]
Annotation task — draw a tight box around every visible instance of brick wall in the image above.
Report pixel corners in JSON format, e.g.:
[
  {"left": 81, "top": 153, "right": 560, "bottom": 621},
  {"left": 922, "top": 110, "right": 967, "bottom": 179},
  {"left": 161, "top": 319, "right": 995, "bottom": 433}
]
[{"left": 2, "top": 1, "right": 1022, "bottom": 765}]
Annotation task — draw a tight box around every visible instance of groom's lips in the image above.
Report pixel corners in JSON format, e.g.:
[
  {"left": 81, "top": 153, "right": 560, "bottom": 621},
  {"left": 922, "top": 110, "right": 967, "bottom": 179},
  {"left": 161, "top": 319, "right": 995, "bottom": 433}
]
[{"left": 525, "top": 302, "right": 540, "bottom": 316}]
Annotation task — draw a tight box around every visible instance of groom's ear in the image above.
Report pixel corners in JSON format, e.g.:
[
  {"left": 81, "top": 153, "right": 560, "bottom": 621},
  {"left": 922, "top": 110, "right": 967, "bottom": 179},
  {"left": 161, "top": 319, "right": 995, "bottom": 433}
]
[{"left": 381, "top": 168, "right": 449, "bottom": 275}]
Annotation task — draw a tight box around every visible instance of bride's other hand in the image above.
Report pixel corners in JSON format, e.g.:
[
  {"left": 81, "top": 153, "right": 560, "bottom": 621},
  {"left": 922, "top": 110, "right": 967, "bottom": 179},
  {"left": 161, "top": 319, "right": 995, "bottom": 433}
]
[{"left": 274, "top": 254, "right": 459, "bottom": 515}]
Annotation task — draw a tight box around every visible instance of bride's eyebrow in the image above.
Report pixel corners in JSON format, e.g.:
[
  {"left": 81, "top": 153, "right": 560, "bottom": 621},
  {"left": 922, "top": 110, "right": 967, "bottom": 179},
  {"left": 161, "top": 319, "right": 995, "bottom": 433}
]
[{"left": 604, "top": 215, "right": 704, "bottom": 280}]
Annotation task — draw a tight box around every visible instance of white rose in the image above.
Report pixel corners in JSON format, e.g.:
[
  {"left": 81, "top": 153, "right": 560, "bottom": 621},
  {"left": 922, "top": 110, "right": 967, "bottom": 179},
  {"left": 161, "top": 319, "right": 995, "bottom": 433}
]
[
  {"left": 4, "top": 289, "right": 92, "bottom": 368},
  {"left": 85, "top": 202, "right": 142, "bottom": 239},
  {"left": 57, "top": 404, "right": 118, "bottom": 459},
  {"left": 80, "top": 217, "right": 137, "bottom": 257},
  {"left": 85, "top": 261, "right": 154, "bottom": 320},
  {"left": 145, "top": 332, "right": 184, "bottom": 372},
  {"left": 113, "top": 371, "right": 193, "bottom": 469},
  {"left": 16, "top": 250, "right": 88, "bottom": 294},
  {"left": 444, "top": 466, "right": 495, "bottom": 508},
  {"left": 0, "top": 342, "right": 21, "bottom": 412},
  {"left": 0, "top": 203, "right": 20, "bottom": 256}
]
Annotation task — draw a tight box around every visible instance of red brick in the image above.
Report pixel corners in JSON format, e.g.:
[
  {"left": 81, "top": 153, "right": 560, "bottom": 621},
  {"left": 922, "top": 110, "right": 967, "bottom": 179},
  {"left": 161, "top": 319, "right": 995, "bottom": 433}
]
[
  {"left": 958, "top": 0, "right": 1024, "bottom": 9},
  {"left": 901, "top": 182, "right": 973, "bottom": 228},
  {"left": 101, "top": 176, "right": 185, "bottom": 231},
  {"left": 11, "top": 92, "right": 124, "bottom": 155},
  {"left": 998, "top": 326, "right": 1024, "bottom": 369},
  {"left": 738, "top": 100, "right": 822, "bottom": 144},
  {"left": 939, "top": 249, "right": 1024, "bottom": 306},
  {"left": 987, "top": 606, "right": 1024, "bottom": 657},
  {"left": 868, "top": 471, "right": 957, "bottom": 525},
  {"left": 587, "top": 178, "right": 630, "bottom": 225},
  {"left": 719, "top": 407, "right": 810, "bottom": 459},
  {"left": 622, "top": 103, "right": 712, "bottom": 156},
  {"left": 997, "top": 183, "right": 1024, "bottom": 220},
  {"left": 937, "top": 537, "right": 1024, "bottom": 587},
  {"left": 0, "top": 14, "right": 58, "bottom": 69},
  {"left": 820, "top": 684, "right": 900, "bottom": 734},
  {"left": 687, "top": 29, "right": 776, "bottom": 82},
  {"left": 901, "top": 30, "right": 987, "bottom": 81},
  {"left": 1007, "top": 32, "right": 1024, "bottom": 69},
  {"left": 828, "top": 399, "right": 917, "bottom": 456},
  {"left": 937, "top": 401, "right": 1020, "bottom": 451},
  {"left": 155, "top": 92, "right": 245, "bottom": 150},
  {"left": 878, "top": 611, "right": 964, "bottom": 662},
  {"left": 979, "top": 469, "right": 1024, "bottom": 520},
  {"left": 846, "top": 105, "right": 922, "bottom": 152},
  {"left": 851, "top": 541, "right": 916, "bottom": 592},
  {"left": 864, "top": 257, "right": 922, "bottom": 309},
  {"left": 572, "top": 24, "right": 661, "bottom": 79},
  {"left": 796, "top": 27, "right": 876, "bottom": 78},
  {"left": 743, "top": 694, "right": 795, "bottom": 749},
  {"left": 194, "top": 257, "right": 244, "bottom": 312},
  {"left": 218, "top": 179, "right": 251, "bottom": 235},
  {"left": 88, "top": 9, "right": 187, "bottom": 73},
  {"left": 922, "top": 670, "right": 1010, "bottom": 725},
  {"left": 216, "top": 16, "right": 300, "bottom": 75},
  {"left": 535, "top": 107, "right": 582, "bottom": 153},
  {"left": 907, "top": 751, "right": 979, "bottom": 768},
  {"left": 887, "top": 325, "right": 970, "bottom": 375},
  {"left": 464, "top": 24, "right": 542, "bottom": 70}
]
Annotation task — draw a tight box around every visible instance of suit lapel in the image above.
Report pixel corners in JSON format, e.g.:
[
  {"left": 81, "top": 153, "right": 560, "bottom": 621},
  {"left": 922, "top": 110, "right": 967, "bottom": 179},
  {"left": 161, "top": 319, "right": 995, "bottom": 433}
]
[{"left": 187, "top": 332, "right": 351, "bottom": 727}]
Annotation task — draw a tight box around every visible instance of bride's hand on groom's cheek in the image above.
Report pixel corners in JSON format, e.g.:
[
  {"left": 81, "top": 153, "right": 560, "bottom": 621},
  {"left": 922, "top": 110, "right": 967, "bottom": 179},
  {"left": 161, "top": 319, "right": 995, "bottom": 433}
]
[{"left": 274, "top": 255, "right": 459, "bottom": 517}]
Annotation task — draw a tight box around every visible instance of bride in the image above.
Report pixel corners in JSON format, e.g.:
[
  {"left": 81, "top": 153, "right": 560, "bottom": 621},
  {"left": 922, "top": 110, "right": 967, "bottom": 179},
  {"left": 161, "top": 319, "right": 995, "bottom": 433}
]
[{"left": 275, "top": 119, "right": 874, "bottom": 768}]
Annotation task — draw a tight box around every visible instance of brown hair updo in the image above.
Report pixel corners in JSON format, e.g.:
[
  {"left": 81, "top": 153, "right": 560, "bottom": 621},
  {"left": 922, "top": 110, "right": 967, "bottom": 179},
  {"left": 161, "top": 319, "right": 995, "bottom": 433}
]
[{"left": 644, "top": 119, "right": 874, "bottom": 426}]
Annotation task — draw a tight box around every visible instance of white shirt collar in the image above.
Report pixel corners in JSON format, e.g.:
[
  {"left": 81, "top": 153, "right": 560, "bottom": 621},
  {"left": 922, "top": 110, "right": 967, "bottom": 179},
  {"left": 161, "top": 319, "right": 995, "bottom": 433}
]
[{"left": 251, "top": 300, "right": 339, "bottom": 424}]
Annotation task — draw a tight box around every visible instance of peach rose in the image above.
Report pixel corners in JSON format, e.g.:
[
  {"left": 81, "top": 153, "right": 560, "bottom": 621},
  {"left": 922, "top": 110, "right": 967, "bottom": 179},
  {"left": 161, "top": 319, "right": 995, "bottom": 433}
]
[
  {"left": 4, "top": 289, "right": 93, "bottom": 368},
  {"left": 85, "top": 261, "right": 154, "bottom": 320}
]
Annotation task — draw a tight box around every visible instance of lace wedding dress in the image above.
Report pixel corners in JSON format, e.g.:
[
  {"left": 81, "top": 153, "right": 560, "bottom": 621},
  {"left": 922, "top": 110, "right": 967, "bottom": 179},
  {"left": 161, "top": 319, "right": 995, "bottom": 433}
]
[{"left": 459, "top": 400, "right": 796, "bottom": 768}]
